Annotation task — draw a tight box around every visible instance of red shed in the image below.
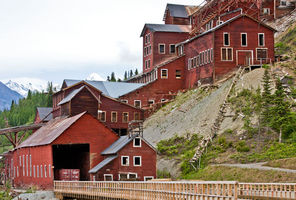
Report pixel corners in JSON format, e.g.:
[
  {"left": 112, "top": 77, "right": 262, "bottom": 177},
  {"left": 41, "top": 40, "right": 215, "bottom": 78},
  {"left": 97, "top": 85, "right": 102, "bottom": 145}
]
[{"left": 89, "top": 135, "right": 156, "bottom": 181}]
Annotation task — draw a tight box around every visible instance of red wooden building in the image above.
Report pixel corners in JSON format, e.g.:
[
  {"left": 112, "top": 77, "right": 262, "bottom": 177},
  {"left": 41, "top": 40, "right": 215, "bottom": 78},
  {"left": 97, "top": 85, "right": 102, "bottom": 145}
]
[
  {"left": 52, "top": 80, "right": 145, "bottom": 135},
  {"left": 34, "top": 107, "right": 53, "bottom": 124},
  {"left": 163, "top": 3, "right": 197, "bottom": 25},
  {"left": 5, "top": 112, "right": 156, "bottom": 188}
]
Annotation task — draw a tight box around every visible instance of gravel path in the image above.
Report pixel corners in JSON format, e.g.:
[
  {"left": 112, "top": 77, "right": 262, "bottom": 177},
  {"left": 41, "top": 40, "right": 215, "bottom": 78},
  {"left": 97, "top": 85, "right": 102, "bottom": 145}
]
[{"left": 215, "top": 162, "right": 296, "bottom": 173}]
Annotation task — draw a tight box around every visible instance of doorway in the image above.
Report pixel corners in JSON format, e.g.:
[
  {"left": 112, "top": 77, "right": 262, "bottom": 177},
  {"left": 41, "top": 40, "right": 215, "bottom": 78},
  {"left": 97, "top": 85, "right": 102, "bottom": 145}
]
[{"left": 236, "top": 50, "right": 253, "bottom": 66}]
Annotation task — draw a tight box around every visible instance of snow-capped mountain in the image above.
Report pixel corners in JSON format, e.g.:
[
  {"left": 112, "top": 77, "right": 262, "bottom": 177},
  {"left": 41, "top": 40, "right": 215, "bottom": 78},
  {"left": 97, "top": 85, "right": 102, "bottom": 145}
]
[
  {"left": 86, "top": 73, "right": 105, "bottom": 81},
  {"left": 0, "top": 81, "right": 22, "bottom": 111},
  {"left": 2, "top": 78, "right": 54, "bottom": 97}
]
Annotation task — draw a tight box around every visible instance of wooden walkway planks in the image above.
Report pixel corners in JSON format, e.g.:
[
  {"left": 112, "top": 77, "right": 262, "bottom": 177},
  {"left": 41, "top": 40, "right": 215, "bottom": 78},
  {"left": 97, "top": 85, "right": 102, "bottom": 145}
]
[{"left": 54, "top": 181, "right": 296, "bottom": 200}]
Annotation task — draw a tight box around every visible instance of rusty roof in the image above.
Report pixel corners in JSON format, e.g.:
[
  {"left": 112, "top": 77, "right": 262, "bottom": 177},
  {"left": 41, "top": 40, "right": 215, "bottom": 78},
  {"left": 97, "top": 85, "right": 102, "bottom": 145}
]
[{"left": 17, "top": 112, "right": 86, "bottom": 149}]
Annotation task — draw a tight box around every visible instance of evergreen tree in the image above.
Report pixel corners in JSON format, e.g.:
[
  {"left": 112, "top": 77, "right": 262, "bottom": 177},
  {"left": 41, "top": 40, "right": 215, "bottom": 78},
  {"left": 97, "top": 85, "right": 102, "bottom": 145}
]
[
  {"left": 110, "top": 72, "right": 116, "bottom": 82},
  {"left": 124, "top": 71, "right": 128, "bottom": 80},
  {"left": 270, "top": 78, "right": 290, "bottom": 142},
  {"left": 261, "top": 68, "right": 272, "bottom": 126},
  {"left": 129, "top": 70, "right": 133, "bottom": 78},
  {"left": 27, "top": 90, "right": 32, "bottom": 100},
  {"left": 117, "top": 78, "right": 122, "bottom": 82},
  {"left": 135, "top": 69, "right": 139, "bottom": 75},
  {"left": 46, "top": 82, "right": 53, "bottom": 107},
  {"left": 10, "top": 100, "right": 15, "bottom": 111},
  {"left": 107, "top": 76, "right": 110, "bottom": 81}
]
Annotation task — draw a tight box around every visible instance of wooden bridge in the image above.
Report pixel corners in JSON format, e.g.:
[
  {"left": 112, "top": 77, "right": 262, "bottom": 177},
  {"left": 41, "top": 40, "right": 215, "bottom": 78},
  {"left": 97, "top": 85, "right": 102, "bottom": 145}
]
[{"left": 54, "top": 181, "right": 296, "bottom": 200}]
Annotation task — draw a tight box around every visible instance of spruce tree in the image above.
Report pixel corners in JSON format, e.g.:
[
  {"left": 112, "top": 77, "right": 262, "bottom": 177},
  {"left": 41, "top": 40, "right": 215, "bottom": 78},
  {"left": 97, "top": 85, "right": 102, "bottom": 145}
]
[
  {"left": 135, "top": 69, "right": 139, "bottom": 75},
  {"left": 110, "top": 72, "right": 116, "bottom": 82},
  {"left": 124, "top": 71, "right": 128, "bottom": 80},
  {"left": 130, "top": 70, "right": 133, "bottom": 77},
  {"left": 261, "top": 68, "right": 272, "bottom": 126}
]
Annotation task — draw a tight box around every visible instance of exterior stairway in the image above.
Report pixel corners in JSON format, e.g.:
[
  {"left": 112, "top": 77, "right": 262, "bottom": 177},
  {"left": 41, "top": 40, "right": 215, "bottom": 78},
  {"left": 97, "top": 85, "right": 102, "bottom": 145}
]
[{"left": 190, "top": 67, "right": 245, "bottom": 168}]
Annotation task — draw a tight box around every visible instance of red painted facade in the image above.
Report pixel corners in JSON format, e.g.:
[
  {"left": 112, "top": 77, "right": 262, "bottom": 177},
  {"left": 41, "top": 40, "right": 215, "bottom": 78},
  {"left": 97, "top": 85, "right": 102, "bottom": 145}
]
[
  {"left": 91, "top": 138, "right": 156, "bottom": 181},
  {"left": 164, "top": 10, "right": 190, "bottom": 25}
]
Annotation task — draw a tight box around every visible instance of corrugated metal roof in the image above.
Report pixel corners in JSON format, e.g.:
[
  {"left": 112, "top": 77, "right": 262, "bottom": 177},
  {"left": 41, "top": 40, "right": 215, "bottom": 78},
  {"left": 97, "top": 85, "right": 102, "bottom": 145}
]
[
  {"left": 37, "top": 107, "right": 53, "bottom": 122},
  {"left": 101, "top": 135, "right": 133, "bottom": 155},
  {"left": 17, "top": 112, "right": 86, "bottom": 149},
  {"left": 63, "top": 79, "right": 145, "bottom": 99},
  {"left": 57, "top": 86, "right": 85, "bottom": 106},
  {"left": 140, "top": 24, "right": 191, "bottom": 37},
  {"left": 167, "top": 4, "right": 188, "bottom": 18},
  {"left": 89, "top": 155, "right": 117, "bottom": 173}
]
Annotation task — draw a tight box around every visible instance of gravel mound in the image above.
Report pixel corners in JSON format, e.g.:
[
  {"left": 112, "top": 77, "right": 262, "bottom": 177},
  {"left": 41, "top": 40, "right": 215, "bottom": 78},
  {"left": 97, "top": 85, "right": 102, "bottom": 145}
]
[{"left": 13, "top": 191, "right": 57, "bottom": 200}]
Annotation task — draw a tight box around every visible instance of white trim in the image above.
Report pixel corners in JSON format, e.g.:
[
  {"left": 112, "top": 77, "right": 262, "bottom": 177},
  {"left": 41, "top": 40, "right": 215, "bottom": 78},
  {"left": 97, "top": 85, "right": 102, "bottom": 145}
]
[
  {"left": 158, "top": 43, "right": 165, "bottom": 54},
  {"left": 134, "top": 100, "right": 141, "bottom": 108},
  {"left": 128, "top": 173, "right": 137, "bottom": 179},
  {"left": 121, "top": 99, "right": 128, "bottom": 104},
  {"left": 241, "top": 33, "right": 248, "bottom": 47},
  {"left": 122, "top": 112, "right": 129, "bottom": 123},
  {"left": 104, "top": 174, "right": 113, "bottom": 181},
  {"left": 255, "top": 48, "right": 268, "bottom": 61},
  {"left": 49, "top": 164, "right": 51, "bottom": 178},
  {"left": 99, "top": 111, "right": 106, "bottom": 122},
  {"left": 144, "top": 176, "right": 154, "bottom": 181},
  {"left": 161, "top": 69, "right": 168, "bottom": 79},
  {"left": 221, "top": 47, "right": 233, "bottom": 61},
  {"left": 33, "top": 165, "right": 35, "bottom": 178},
  {"left": 133, "top": 156, "right": 142, "bottom": 167},
  {"left": 111, "top": 111, "right": 117, "bottom": 123},
  {"left": 258, "top": 33, "right": 265, "bottom": 47},
  {"left": 44, "top": 165, "right": 47, "bottom": 178},
  {"left": 236, "top": 50, "right": 254, "bottom": 66},
  {"left": 133, "top": 137, "right": 142, "bottom": 147},
  {"left": 121, "top": 156, "right": 129, "bottom": 166},
  {"left": 148, "top": 100, "right": 155, "bottom": 105},
  {"left": 223, "top": 32, "right": 230, "bottom": 46},
  {"left": 40, "top": 165, "right": 43, "bottom": 178}
]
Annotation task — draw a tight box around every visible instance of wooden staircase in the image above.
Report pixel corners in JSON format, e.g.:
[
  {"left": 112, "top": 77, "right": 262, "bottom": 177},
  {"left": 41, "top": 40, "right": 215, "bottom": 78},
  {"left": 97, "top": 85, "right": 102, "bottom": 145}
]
[{"left": 190, "top": 67, "right": 246, "bottom": 167}]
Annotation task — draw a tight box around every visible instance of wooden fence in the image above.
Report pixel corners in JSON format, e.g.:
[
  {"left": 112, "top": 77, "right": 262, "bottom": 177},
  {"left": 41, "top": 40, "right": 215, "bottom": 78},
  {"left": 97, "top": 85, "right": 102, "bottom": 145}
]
[
  {"left": 54, "top": 181, "right": 238, "bottom": 200},
  {"left": 54, "top": 181, "right": 296, "bottom": 200}
]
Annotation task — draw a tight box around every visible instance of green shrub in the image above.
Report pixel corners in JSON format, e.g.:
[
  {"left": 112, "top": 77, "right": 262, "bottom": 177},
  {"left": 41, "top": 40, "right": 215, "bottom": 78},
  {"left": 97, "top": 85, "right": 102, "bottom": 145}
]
[{"left": 236, "top": 140, "right": 250, "bottom": 152}]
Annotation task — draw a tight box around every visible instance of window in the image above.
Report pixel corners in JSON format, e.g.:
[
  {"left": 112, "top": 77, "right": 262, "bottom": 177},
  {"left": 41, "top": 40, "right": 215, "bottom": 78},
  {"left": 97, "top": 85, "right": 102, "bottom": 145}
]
[
  {"left": 134, "top": 100, "right": 141, "bottom": 108},
  {"left": 161, "top": 99, "right": 166, "bottom": 102},
  {"left": 263, "top": 8, "right": 270, "bottom": 15},
  {"left": 205, "top": 51, "right": 208, "bottom": 64},
  {"left": 223, "top": 33, "right": 230, "bottom": 46},
  {"left": 134, "top": 112, "right": 140, "bottom": 120},
  {"left": 197, "top": 55, "right": 200, "bottom": 67},
  {"left": 216, "top": 20, "right": 223, "bottom": 25},
  {"left": 178, "top": 45, "right": 184, "bottom": 56},
  {"left": 44, "top": 165, "right": 47, "bottom": 178},
  {"left": 121, "top": 156, "right": 129, "bottom": 166},
  {"left": 37, "top": 165, "right": 39, "bottom": 178},
  {"left": 257, "top": 48, "right": 267, "bottom": 60},
  {"left": 26, "top": 155, "right": 28, "bottom": 176},
  {"left": 159, "top": 44, "right": 165, "bottom": 54},
  {"left": 133, "top": 137, "right": 141, "bottom": 147},
  {"left": 121, "top": 100, "right": 128, "bottom": 104},
  {"left": 188, "top": 59, "right": 192, "bottom": 70},
  {"left": 148, "top": 100, "right": 155, "bottom": 106},
  {"left": 210, "top": 48, "right": 213, "bottom": 62},
  {"left": 258, "top": 33, "right": 265, "bottom": 47},
  {"left": 176, "top": 70, "right": 181, "bottom": 79},
  {"left": 129, "top": 173, "right": 137, "bottom": 180},
  {"left": 122, "top": 112, "right": 129, "bottom": 123},
  {"left": 149, "top": 46, "right": 151, "bottom": 55},
  {"left": 99, "top": 111, "right": 106, "bottom": 122},
  {"left": 23, "top": 155, "right": 25, "bottom": 176},
  {"left": 221, "top": 48, "right": 233, "bottom": 61},
  {"left": 49, "top": 165, "right": 51, "bottom": 178},
  {"left": 193, "top": 57, "right": 196, "bottom": 67},
  {"left": 17, "top": 167, "right": 19, "bottom": 177},
  {"left": 30, "top": 155, "right": 32, "bottom": 177},
  {"left": 104, "top": 174, "right": 113, "bottom": 181},
  {"left": 170, "top": 44, "right": 175, "bottom": 54},
  {"left": 148, "top": 59, "right": 150, "bottom": 68},
  {"left": 133, "top": 156, "right": 142, "bottom": 166},
  {"left": 281, "top": 0, "right": 287, "bottom": 6},
  {"left": 111, "top": 112, "right": 117, "bottom": 123},
  {"left": 119, "top": 173, "right": 128, "bottom": 181},
  {"left": 144, "top": 176, "right": 154, "bottom": 181},
  {"left": 161, "top": 69, "right": 168, "bottom": 79},
  {"left": 241, "top": 33, "right": 247, "bottom": 47},
  {"left": 33, "top": 165, "right": 35, "bottom": 178},
  {"left": 19, "top": 156, "right": 21, "bottom": 166},
  {"left": 40, "top": 165, "right": 43, "bottom": 178},
  {"left": 148, "top": 34, "right": 150, "bottom": 44}
]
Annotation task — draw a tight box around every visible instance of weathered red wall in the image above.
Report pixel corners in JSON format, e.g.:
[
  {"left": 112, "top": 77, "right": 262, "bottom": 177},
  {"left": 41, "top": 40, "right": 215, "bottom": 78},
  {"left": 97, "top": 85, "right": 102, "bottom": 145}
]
[
  {"left": 164, "top": 11, "right": 190, "bottom": 25},
  {"left": 120, "top": 56, "right": 186, "bottom": 109},
  {"left": 93, "top": 138, "right": 156, "bottom": 181}
]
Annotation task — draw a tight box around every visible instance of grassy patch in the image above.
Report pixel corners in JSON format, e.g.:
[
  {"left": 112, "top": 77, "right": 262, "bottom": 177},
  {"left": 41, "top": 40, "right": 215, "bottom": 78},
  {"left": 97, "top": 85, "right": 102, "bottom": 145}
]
[
  {"left": 264, "top": 157, "right": 296, "bottom": 170},
  {"left": 182, "top": 166, "right": 296, "bottom": 182}
]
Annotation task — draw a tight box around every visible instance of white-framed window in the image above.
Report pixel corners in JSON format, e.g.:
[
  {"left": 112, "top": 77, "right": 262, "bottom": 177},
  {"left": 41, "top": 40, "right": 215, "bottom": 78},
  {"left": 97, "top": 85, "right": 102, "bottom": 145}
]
[
  {"left": 188, "top": 58, "right": 192, "bottom": 70},
  {"left": 134, "top": 100, "right": 141, "bottom": 108},
  {"left": 176, "top": 70, "right": 181, "bottom": 79},
  {"left": 161, "top": 99, "right": 166, "bottom": 102},
  {"left": 40, "top": 165, "right": 43, "bottom": 178},
  {"left": 30, "top": 155, "right": 32, "bottom": 177},
  {"left": 48, "top": 164, "right": 51, "bottom": 178},
  {"left": 99, "top": 111, "right": 106, "bottom": 122},
  {"left": 159, "top": 44, "right": 165, "bottom": 54},
  {"left": 144, "top": 176, "right": 154, "bottom": 181},
  {"left": 121, "top": 156, "right": 129, "bottom": 166},
  {"left": 37, "top": 165, "right": 39, "bottom": 178},
  {"left": 148, "top": 59, "right": 150, "bottom": 68},
  {"left": 258, "top": 33, "right": 265, "bottom": 47},
  {"left": 133, "top": 156, "right": 142, "bottom": 166},
  {"left": 178, "top": 45, "right": 184, "bottom": 56},
  {"left": 121, "top": 100, "right": 128, "bottom": 104},
  {"left": 19, "top": 156, "right": 21, "bottom": 166},
  {"left": 33, "top": 165, "right": 35, "bottom": 178},
  {"left": 122, "top": 112, "right": 129, "bottom": 123},
  {"left": 223, "top": 32, "right": 230, "bottom": 46},
  {"left": 256, "top": 48, "right": 268, "bottom": 60},
  {"left": 149, "top": 46, "right": 151, "bottom": 55},
  {"left": 263, "top": 8, "right": 270, "bottom": 15},
  {"left": 205, "top": 51, "right": 208, "bottom": 64},
  {"left": 23, "top": 155, "right": 25, "bottom": 176},
  {"left": 241, "top": 33, "right": 247, "bottom": 47},
  {"left": 193, "top": 57, "right": 196, "bottom": 67},
  {"left": 118, "top": 173, "right": 128, "bottom": 181},
  {"left": 221, "top": 47, "right": 233, "bottom": 61},
  {"left": 111, "top": 111, "right": 117, "bottom": 123},
  {"left": 26, "top": 155, "right": 28, "bottom": 176},
  {"left": 161, "top": 69, "right": 168, "bottom": 79},
  {"left": 148, "top": 100, "right": 155, "bottom": 106},
  {"left": 133, "top": 137, "right": 141, "bottom": 147},
  {"left": 44, "top": 165, "right": 47, "bottom": 178},
  {"left": 210, "top": 48, "right": 213, "bottom": 62},
  {"left": 17, "top": 166, "right": 19, "bottom": 177},
  {"left": 128, "top": 173, "right": 137, "bottom": 180},
  {"left": 104, "top": 174, "right": 113, "bottom": 181},
  {"left": 169, "top": 44, "right": 175, "bottom": 54},
  {"left": 216, "top": 20, "right": 223, "bottom": 25}
]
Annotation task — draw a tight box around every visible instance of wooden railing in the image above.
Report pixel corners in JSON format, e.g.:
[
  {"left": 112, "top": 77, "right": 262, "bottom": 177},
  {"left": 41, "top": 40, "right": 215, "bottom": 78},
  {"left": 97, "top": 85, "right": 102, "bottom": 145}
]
[
  {"left": 54, "top": 181, "right": 239, "bottom": 200},
  {"left": 54, "top": 181, "right": 296, "bottom": 200},
  {"left": 239, "top": 183, "right": 296, "bottom": 199}
]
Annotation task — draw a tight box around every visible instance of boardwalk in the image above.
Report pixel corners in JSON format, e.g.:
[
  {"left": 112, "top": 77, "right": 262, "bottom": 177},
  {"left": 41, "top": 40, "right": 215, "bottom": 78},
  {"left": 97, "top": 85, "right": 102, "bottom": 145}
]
[{"left": 54, "top": 181, "right": 296, "bottom": 200}]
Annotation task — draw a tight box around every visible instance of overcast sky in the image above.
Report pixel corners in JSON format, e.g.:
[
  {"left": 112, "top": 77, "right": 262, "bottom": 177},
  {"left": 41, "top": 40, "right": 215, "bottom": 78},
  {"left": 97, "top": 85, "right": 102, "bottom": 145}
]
[{"left": 0, "top": 0, "right": 201, "bottom": 84}]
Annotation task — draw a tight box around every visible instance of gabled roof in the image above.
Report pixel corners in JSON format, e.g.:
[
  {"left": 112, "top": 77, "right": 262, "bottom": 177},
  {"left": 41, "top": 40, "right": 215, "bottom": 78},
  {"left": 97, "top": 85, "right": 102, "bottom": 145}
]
[
  {"left": 177, "top": 14, "right": 277, "bottom": 46},
  {"left": 89, "top": 155, "right": 117, "bottom": 174},
  {"left": 17, "top": 112, "right": 86, "bottom": 149},
  {"left": 57, "top": 85, "right": 100, "bottom": 106},
  {"left": 62, "top": 79, "right": 145, "bottom": 99},
  {"left": 165, "top": 4, "right": 189, "bottom": 18},
  {"left": 36, "top": 107, "right": 53, "bottom": 122},
  {"left": 140, "top": 24, "right": 191, "bottom": 37}
]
